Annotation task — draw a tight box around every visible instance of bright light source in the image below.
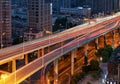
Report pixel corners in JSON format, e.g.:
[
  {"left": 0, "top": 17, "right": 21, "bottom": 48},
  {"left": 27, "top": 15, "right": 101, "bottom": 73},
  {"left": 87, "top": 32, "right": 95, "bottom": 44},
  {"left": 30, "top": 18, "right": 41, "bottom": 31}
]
[
  {"left": 102, "top": 79, "right": 105, "bottom": 83},
  {"left": 110, "top": 81, "right": 112, "bottom": 84},
  {"left": 105, "top": 74, "right": 107, "bottom": 79},
  {"left": 106, "top": 81, "right": 109, "bottom": 84},
  {"left": 1, "top": 74, "right": 8, "bottom": 79},
  {"left": 100, "top": 57, "right": 103, "bottom": 61}
]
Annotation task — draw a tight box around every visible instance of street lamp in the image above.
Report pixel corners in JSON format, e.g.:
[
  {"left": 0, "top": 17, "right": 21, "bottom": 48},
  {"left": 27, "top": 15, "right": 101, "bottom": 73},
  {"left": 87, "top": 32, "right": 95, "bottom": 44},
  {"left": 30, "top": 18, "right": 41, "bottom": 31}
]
[{"left": 1, "top": 32, "right": 5, "bottom": 49}]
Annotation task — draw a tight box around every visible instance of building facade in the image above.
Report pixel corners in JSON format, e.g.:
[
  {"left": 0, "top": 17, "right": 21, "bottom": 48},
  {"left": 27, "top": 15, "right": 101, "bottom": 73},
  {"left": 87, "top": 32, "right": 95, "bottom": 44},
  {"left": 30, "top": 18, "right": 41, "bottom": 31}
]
[
  {"left": 60, "top": 7, "right": 91, "bottom": 17},
  {"left": 85, "top": 0, "right": 120, "bottom": 14},
  {"left": 0, "top": 0, "right": 12, "bottom": 48},
  {"left": 28, "top": 0, "right": 52, "bottom": 36},
  {"left": 52, "top": 0, "right": 72, "bottom": 14}
]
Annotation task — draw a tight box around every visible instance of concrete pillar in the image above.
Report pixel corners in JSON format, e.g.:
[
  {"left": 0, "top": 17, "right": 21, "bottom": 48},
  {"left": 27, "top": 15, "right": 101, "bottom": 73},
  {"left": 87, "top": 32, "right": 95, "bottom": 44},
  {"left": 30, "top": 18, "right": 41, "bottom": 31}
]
[
  {"left": 12, "top": 60, "right": 16, "bottom": 72},
  {"left": 104, "top": 35, "right": 107, "bottom": 47},
  {"left": 8, "top": 62, "right": 12, "bottom": 72},
  {"left": 118, "top": 28, "right": 120, "bottom": 42},
  {"left": 37, "top": 49, "right": 41, "bottom": 58},
  {"left": 60, "top": 42, "right": 64, "bottom": 46},
  {"left": 95, "top": 38, "right": 99, "bottom": 50},
  {"left": 25, "top": 54, "right": 28, "bottom": 65},
  {"left": 41, "top": 48, "right": 44, "bottom": 56},
  {"left": 47, "top": 47, "right": 50, "bottom": 53},
  {"left": 54, "top": 59, "right": 58, "bottom": 84},
  {"left": 112, "top": 31, "right": 115, "bottom": 49},
  {"left": 71, "top": 50, "right": 75, "bottom": 75},
  {"left": 85, "top": 44, "right": 88, "bottom": 57}
]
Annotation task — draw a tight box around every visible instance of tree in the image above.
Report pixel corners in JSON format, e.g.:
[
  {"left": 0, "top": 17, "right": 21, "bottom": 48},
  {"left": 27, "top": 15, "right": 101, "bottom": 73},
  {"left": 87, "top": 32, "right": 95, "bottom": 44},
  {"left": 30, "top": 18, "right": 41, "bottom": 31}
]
[
  {"left": 84, "top": 56, "right": 88, "bottom": 65},
  {"left": 53, "top": 17, "right": 67, "bottom": 32},
  {"left": 101, "top": 50, "right": 109, "bottom": 62},
  {"left": 104, "top": 45, "right": 113, "bottom": 57},
  {"left": 95, "top": 45, "right": 113, "bottom": 62},
  {"left": 90, "top": 59, "right": 99, "bottom": 70}
]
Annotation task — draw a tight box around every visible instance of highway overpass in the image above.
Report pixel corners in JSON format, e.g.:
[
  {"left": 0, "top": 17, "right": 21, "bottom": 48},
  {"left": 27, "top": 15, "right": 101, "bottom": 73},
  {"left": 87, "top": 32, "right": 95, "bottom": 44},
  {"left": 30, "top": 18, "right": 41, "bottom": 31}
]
[{"left": 0, "top": 13, "right": 120, "bottom": 84}]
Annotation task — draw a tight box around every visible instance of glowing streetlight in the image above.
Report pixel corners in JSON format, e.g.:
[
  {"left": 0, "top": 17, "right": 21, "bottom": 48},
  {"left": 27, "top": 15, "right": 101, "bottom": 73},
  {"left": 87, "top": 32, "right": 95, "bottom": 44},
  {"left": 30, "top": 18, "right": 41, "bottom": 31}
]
[{"left": 100, "top": 57, "right": 103, "bottom": 62}]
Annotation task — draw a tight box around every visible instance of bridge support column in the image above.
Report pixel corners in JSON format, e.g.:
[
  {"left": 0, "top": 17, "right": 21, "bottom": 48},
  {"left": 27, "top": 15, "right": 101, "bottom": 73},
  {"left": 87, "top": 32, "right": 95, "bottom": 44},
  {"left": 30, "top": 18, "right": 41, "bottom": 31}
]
[
  {"left": 85, "top": 44, "right": 88, "bottom": 57},
  {"left": 112, "top": 31, "right": 115, "bottom": 49},
  {"left": 37, "top": 49, "right": 41, "bottom": 58},
  {"left": 60, "top": 42, "right": 64, "bottom": 47},
  {"left": 25, "top": 54, "right": 28, "bottom": 65},
  {"left": 118, "top": 28, "right": 120, "bottom": 45},
  {"left": 71, "top": 50, "right": 76, "bottom": 76},
  {"left": 104, "top": 35, "right": 107, "bottom": 47},
  {"left": 47, "top": 47, "right": 50, "bottom": 53},
  {"left": 12, "top": 60, "right": 16, "bottom": 72},
  {"left": 54, "top": 59, "right": 58, "bottom": 84},
  {"left": 41, "top": 48, "right": 44, "bottom": 56},
  {"left": 8, "top": 62, "right": 12, "bottom": 72},
  {"left": 95, "top": 38, "right": 99, "bottom": 50}
]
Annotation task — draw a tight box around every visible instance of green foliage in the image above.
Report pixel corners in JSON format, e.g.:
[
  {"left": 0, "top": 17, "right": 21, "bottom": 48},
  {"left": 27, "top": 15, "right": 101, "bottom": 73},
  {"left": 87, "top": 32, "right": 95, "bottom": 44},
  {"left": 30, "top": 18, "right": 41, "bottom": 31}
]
[
  {"left": 95, "top": 45, "right": 113, "bottom": 62},
  {"left": 52, "top": 17, "right": 75, "bottom": 32},
  {"left": 53, "top": 17, "right": 67, "bottom": 32},
  {"left": 70, "top": 72, "right": 86, "bottom": 84},
  {"left": 71, "top": 59, "right": 102, "bottom": 83},
  {"left": 90, "top": 59, "right": 99, "bottom": 71},
  {"left": 104, "top": 45, "right": 113, "bottom": 56},
  {"left": 82, "top": 65, "right": 91, "bottom": 73}
]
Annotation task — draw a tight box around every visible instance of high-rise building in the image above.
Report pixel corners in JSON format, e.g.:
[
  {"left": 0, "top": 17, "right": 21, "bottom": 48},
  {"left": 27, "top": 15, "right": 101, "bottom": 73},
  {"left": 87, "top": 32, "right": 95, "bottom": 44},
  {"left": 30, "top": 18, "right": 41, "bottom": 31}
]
[
  {"left": 52, "top": 0, "right": 72, "bottom": 14},
  {"left": 52, "top": 0, "right": 60, "bottom": 14},
  {"left": 28, "top": 0, "right": 52, "bottom": 35},
  {"left": 61, "top": 0, "right": 71, "bottom": 8},
  {"left": 0, "top": 0, "right": 12, "bottom": 48},
  {"left": 84, "top": 0, "right": 120, "bottom": 14}
]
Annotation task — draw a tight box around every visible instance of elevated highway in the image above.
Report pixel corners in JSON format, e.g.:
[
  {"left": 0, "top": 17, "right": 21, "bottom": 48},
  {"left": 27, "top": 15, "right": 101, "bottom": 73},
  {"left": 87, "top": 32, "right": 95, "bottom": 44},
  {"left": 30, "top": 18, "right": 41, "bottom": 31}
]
[
  {"left": 0, "top": 13, "right": 120, "bottom": 84},
  {"left": 0, "top": 13, "right": 120, "bottom": 65}
]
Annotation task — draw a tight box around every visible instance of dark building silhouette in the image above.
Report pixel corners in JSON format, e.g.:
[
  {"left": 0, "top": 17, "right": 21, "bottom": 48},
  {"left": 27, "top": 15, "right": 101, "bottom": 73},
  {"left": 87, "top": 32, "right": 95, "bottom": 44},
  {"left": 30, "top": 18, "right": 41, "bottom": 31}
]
[{"left": 0, "top": 0, "right": 12, "bottom": 48}]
